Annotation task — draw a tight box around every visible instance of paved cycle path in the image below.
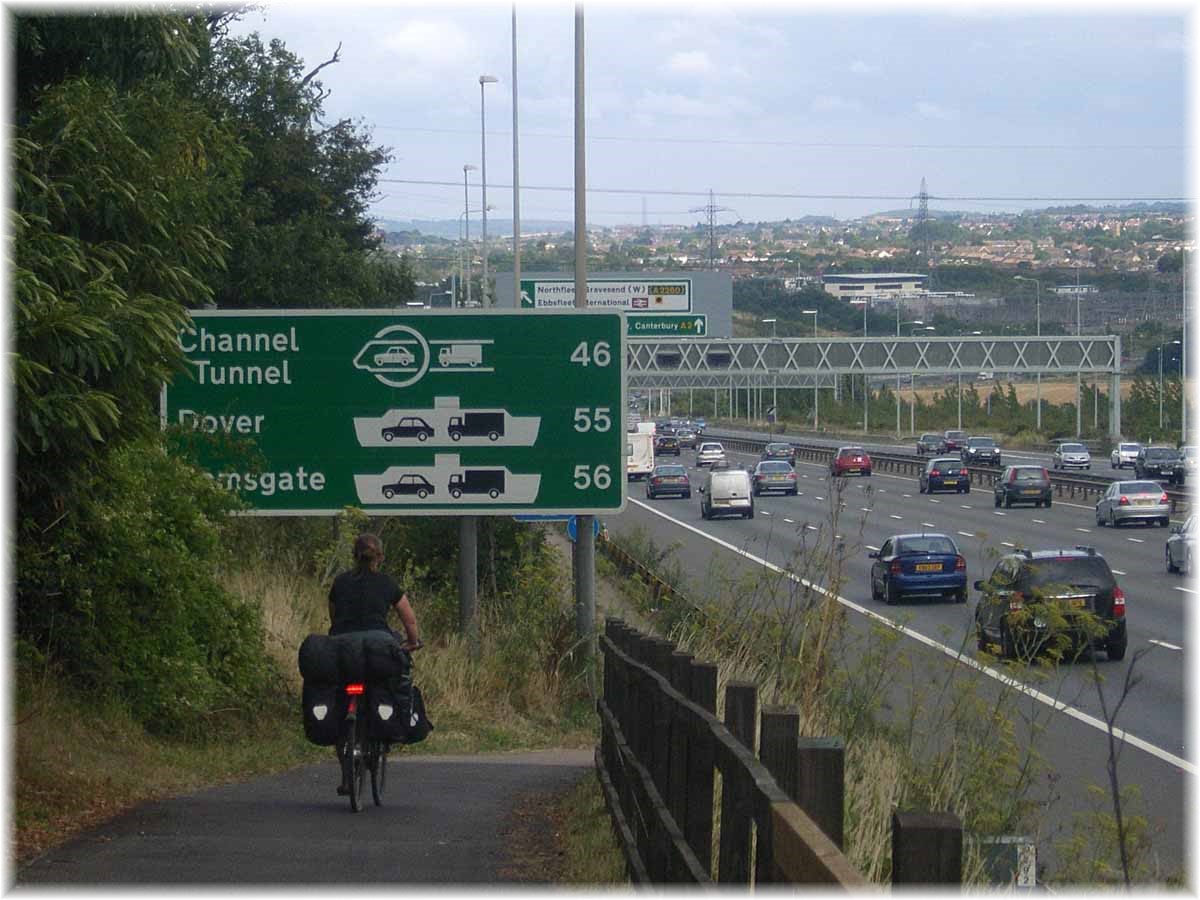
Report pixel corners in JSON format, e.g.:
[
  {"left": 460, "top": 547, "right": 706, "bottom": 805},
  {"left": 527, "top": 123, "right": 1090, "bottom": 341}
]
[{"left": 16, "top": 749, "right": 593, "bottom": 885}]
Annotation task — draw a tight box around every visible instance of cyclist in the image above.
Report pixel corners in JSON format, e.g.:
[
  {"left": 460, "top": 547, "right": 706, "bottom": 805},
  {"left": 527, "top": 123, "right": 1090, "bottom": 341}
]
[
  {"left": 329, "top": 532, "right": 421, "bottom": 649},
  {"left": 329, "top": 533, "right": 421, "bottom": 795}
]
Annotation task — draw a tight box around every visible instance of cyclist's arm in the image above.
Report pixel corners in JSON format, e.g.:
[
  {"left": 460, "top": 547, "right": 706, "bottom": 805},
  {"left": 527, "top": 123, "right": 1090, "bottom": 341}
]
[{"left": 394, "top": 593, "right": 421, "bottom": 647}]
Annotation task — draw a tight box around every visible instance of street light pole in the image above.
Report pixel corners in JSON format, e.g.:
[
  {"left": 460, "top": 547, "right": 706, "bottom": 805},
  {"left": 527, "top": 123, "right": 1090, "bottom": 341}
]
[
  {"left": 803, "top": 309, "right": 818, "bottom": 431},
  {"left": 462, "top": 164, "right": 477, "bottom": 306},
  {"left": 1014, "top": 275, "right": 1043, "bottom": 431},
  {"left": 763, "top": 318, "right": 777, "bottom": 432},
  {"left": 511, "top": 7, "right": 521, "bottom": 308},
  {"left": 479, "top": 74, "right": 499, "bottom": 306}
]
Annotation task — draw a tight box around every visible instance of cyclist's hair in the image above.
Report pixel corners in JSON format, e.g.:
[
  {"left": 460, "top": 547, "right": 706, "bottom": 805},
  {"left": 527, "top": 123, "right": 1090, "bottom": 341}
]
[{"left": 352, "top": 533, "right": 384, "bottom": 574}]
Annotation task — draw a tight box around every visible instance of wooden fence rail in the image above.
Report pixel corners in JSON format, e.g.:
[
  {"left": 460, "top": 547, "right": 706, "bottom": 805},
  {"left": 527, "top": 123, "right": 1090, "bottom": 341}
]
[{"left": 596, "top": 617, "right": 964, "bottom": 886}]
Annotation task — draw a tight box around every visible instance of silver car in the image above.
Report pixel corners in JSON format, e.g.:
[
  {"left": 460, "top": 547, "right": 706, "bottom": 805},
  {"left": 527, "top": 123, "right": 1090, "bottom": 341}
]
[
  {"left": 695, "top": 441, "right": 727, "bottom": 468},
  {"left": 1095, "top": 480, "right": 1170, "bottom": 528},
  {"left": 1053, "top": 442, "right": 1091, "bottom": 470},
  {"left": 1166, "top": 515, "right": 1196, "bottom": 574},
  {"left": 1110, "top": 441, "right": 1143, "bottom": 469},
  {"left": 1182, "top": 446, "right": 1199, "bottom": 476}
]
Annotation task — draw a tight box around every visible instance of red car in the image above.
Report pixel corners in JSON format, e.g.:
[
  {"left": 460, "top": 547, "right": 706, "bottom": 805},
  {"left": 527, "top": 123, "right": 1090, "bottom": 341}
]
[{"left": 831, "top": 446, "right": 872, "bottom": 477}]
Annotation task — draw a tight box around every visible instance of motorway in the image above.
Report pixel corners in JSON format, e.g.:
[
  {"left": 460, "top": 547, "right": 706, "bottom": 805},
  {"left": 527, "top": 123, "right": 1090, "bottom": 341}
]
[{"left": 608, "top": 431, "right": 1192, "bottom": 875}]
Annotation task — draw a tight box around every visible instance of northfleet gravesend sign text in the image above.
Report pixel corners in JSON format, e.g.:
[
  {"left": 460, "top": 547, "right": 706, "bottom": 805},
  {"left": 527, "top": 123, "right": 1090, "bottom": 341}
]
[{"left": 161, "top": 309, "right": 626, "bottom": 515}]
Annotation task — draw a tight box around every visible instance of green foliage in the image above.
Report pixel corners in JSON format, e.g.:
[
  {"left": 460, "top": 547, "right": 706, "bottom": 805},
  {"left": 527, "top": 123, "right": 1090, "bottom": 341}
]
[{"left": 17, "top": 439, "right": 278, "bottom": 736}]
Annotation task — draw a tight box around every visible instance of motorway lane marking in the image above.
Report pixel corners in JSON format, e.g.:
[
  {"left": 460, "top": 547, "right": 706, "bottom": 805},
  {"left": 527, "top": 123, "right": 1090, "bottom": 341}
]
[
  {"left": 903, "top": 494, "right": 913, "bottom": 498},
  {"left": 816, "top": 496, "right": 825, "bottom": 501},
  {"left": 1076, "top": 528, "right": 1091, "bottom": 533},
  {"left": 761, "top": 511, "right": 771, "bottom": 516},
  {"left": 866, "top": 545, "right": 880, "bottom": 552},
  {"left": 928, "top": 499, "right": 941, "bottom": 503},
  {"left": 890, "top": 514, "right": 904, "bottom": 520},
  {"left": 1148, "top": 640, "right": 1183, "bottom": 652},
  {"left": 807, "top": 525, "right": 819, "bottom": 531},
  {"left": 627, "top": 497, "right": 1196, "bottom": 776},
  {"left": 960, "top": 505, "right": 972, "bottom": 510},
  {"left": 922, "top": 522, "right": 936, "bottom": 528},
  {"left": 784, "top": 518, "right": 796, "bottom": 524},
  {"left": 1127, "top": 538, "right": 1145, "bottom": 544},
  {"left": 1174, "top": 586, "right": 1197, "bottom": 595},
  {"left": 861, "top": 507, "right": 873, "bottom": 512},
  {"left": 994, "top": 511, "right": 1007, "bottom": 516},
  {"left": 1002, "top": 541, "right": 1016, "bottom": 547},
  {"left": 1033, "top": 519, "right": 1046, "bottom": 524},
  {"left": 958, "top": 531, "right": 974, "bottom": 538},
  {"left": 1111, "top": 569, "right": 1126, "bottom": 575}
]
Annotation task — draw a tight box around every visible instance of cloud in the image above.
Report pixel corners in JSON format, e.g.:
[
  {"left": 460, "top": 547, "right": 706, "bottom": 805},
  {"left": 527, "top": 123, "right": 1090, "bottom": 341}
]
[
  {"left": 636, "top": 91, "right": 731, "bottom": 119},
  {"left": 379, "top": 20, "right": 472, "bottom": 70},
  {"left": 811, "top": 95, "right": 863, "bottom": 114},
  {"left": 665, "top": 50, "right": 715, "bottom": 77},
  {"left": 849, "top": 60, "right": 879, "bottom": 75},
  {"left": 916, "top": 100, "right": 956, "bottom": 120}
]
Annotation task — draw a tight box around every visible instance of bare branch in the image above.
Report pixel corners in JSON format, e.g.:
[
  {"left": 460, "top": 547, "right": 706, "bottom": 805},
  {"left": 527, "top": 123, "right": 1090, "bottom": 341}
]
[{"left": 300, "top": 42, "right": 342, "bottom": 88}]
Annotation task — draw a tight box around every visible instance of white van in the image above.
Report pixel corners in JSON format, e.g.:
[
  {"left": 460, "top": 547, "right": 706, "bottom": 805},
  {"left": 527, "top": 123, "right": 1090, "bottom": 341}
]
[
  {"left": 699, "top": 468, "right": 753, "bottom": 520},
  {"left": 627, "top": 432, "right": 655, "bottom": 480}
]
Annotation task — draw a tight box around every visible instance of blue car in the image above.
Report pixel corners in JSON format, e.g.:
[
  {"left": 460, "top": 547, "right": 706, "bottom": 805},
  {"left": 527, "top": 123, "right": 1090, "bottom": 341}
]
[{"left": 869, "top": 533, "right": 967, "bottom": 605}]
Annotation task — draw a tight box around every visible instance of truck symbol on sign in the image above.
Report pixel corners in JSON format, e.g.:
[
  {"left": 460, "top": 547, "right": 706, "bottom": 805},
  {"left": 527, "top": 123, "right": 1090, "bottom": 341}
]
[
  {"left": 448, "top": 469, "right": 505, "bottom": 499},
  {"left": 448, "top": 412, "right": 504, "bottom": 441},
  {"left": 439, "top": 344, "right": 482, "bottom": 367}
]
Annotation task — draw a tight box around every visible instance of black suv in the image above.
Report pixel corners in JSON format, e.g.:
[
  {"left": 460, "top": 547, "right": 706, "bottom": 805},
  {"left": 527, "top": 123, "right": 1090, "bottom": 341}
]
[
  {"left": 994, "top": 465, "right": 1052, "bottom": 509},
  {"left": 961, "top": 436, "right": 1002, "bottom": 466},
  {"left": 1134, "top": 446, "right": 1185, "bottom": 486},
  {"left": 974, "top": 547, "right": 1127, "bottom": 661}
]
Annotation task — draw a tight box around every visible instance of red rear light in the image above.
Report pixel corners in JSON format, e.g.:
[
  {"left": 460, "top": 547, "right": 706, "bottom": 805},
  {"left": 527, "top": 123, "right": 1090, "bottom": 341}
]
[
  {"left": 1118, "top": 495, "right": 1130, "bottom": 506},
  {"left": 651, "top": 477, "right": 661, "bottom": 485},
  {"left": 960, "top": 468, "right": 968, "bottom": 476},
  {"left": 787, "top": 472, "right": 796, "bottom": 480},
  {"left": 345, "top": 683, "right": 365, "bottom": 695},
  {"left": 931, "top": 469, "right": 940, "bottom": 476},
  {"left": 1041, "top": 468, "right": 1050, "bottom": 480},
  {"left": 955, "top": 555, "right": 966, "bottom": 572},
  {"left": 1112, "top": 585, "right": 1125, "bottom": 618},
  {"left": 1161, "top": 492, "right": 1170, "bottom": 503},
  {"left": 890, "top": 559, "right": 902, "bottom": 575}
]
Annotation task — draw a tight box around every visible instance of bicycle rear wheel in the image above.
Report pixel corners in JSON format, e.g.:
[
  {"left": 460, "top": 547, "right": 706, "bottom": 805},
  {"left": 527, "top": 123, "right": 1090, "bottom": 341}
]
[
  {"left": 342, "top": 716, "right": 365, "bottom": 812},
  {"left": 370, "top": 741, "right": 388, "bottom": 806}
]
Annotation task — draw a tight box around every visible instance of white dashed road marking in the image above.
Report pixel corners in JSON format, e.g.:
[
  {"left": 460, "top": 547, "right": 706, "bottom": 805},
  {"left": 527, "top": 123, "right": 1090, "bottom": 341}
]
[
  {"left": 1076, "top": 528, "right": 1091, "bottom": 533},
  {"left": 1149, "top": 639, "right": 1183, "bottom": 652},
  {"left": 816, "top": 496, "right": 825, "bottom": 501},
  {"left": 960, "top": 505, "right": 972, "bottom": 510},
  {"left": 890, "top": 514, "right": 903, "bottom": 520},
  {"left": 1111, "top": 569, "right": 1126, "bottom": 575},
  {"left": 861, "top": 507, "right": 872, "bottom": 512},
  {"left": 1033, "top": 519, "right": 1046, "bottom": 524},
  {"left": 928, "top": 498, "right": 941, "bottom": 504},
  {"left": 1002, "top": 541, "right": 1016, "bottom": 547},
  {"left": 1127, "top": 538, "right": 1145, "bottom": 544},
  {"left": 783, "top": 518, "right": 796, "bottom": 524},
  {"left": 866, "top": 545, "right": 880, "bottom": 552},
  {"left": 922, "top": 522, "right": 936, "bottom": 528},
  {"left": 807, "top": 525, "right": 818, "bottom": 531},
  {"left": 958, "top": 531, "right": 974, "bottom": 538},
  {"left": 903, "top": 494, "right": 912, "bottom": 498},
  {"left": 994, "top": 511, "right": 1007, "bottom": 516},
  {"left": 1174, "top": 586, "right": 1197, "bottom": 595},
  {"left": 761, "top": 511, "right": 771, "bottom": 516}
]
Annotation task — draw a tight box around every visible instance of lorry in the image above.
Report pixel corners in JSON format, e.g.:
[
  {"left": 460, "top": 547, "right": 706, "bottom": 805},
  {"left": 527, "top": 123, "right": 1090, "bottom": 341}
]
[
  {"left": 448, "top": 469, "right": 505, "bottom": 499},
  {"left": 627, "top": 431, "right": 655, "bottom": 480},
  {"left": 438, "top": 344, "right": 483, "bottom": 367},
  {"left": 448, "top": 412, "right": 504, "bottom": 441}
]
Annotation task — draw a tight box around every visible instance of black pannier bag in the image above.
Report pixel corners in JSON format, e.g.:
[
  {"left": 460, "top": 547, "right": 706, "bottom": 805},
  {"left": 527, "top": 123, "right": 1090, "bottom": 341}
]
[
  {"left": 333, "top": 631, "right": 370, "bottom": 683},
  {"left": 297, "top": 633, "right": 339, "bottom": 683},
  {"left": 406, "top": 684, "right": 434, "bottom": 744},
  {"left": 363, "top": 631, "right": 409, "bottom": 681},
  {"left": 301, "top": 682, "right": 343, "bottom": 746},
  {"left": 366, "top": 676, "right": 411, "bottom": 743}
]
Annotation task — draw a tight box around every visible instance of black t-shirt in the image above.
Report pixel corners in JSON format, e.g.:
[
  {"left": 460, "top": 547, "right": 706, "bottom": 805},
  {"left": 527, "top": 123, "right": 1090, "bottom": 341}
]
[{"left": 329, "top": 570, "right": 404, "bottom": 636}]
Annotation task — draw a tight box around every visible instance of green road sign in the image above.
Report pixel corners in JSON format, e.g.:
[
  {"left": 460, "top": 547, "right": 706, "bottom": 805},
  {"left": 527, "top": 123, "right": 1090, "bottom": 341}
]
[
  {"left": 520, "top": 277, "right": 691, "bottom": 312},
  {"left": 627, "top": 314, "right": 707, "bottom": 337},
  {"left": 161, "top": 309, "right": 626, "bottom": 516}
]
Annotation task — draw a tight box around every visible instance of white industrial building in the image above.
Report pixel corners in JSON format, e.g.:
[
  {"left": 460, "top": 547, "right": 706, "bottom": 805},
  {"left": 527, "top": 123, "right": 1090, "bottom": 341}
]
[{"left": 822, "top": 272, "right": 928, "bottom": 300}]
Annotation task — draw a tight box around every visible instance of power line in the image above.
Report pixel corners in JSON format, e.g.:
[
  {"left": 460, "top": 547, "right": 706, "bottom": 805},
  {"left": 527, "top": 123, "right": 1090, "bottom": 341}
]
[
  {"left": 377, "top": 177, "right": 1187, "bottom": 204},
  {"left": 371, "top": 125, "right": 1183, "bottom": 152}
]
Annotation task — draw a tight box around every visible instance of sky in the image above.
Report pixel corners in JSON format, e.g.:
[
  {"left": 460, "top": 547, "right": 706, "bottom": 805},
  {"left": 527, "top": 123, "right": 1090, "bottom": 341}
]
[{"left": 232, "top": 2, "right": 1188, "bottom": 228}]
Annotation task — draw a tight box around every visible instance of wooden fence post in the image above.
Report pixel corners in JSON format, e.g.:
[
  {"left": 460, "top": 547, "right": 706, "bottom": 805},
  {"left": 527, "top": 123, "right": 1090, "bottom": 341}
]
[
  {"left": 796, "top": 738, "right": 845, "bottom": 850},
  {"left": 668, "top": 651, "right": 693, "bottom": 834},
  {"left": 718, "top": 681, "right": 757, "bottom": 884},
  {"left": 892, "top": 811, "right": 962, "bottom": 884},
  {"left": 756, "top": 706, "right": 800, "bottom": 884},
  {"left": 686, "top": 661, "right": 718, "bottom": 877}
]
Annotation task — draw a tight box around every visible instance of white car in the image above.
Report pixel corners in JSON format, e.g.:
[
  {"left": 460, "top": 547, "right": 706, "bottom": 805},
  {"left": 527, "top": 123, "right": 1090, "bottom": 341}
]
[
  {"left": 1110, "top": 442, "right": 1143, "bottom": 469},
  {"left": 695, "top": 442, "right": 727, "bottom": 468},
  {"left": 1182, "top": 446, "right": 1199, "bottom": 476},
  {"left": 1053, "top": 442, "right": 1091, "bottom": 470}
]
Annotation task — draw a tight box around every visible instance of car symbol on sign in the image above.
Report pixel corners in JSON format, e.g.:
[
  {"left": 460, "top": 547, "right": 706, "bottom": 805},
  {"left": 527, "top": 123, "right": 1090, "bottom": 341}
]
[{"left": 374, "top": 347, "right": 416, "bottom": 367}]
